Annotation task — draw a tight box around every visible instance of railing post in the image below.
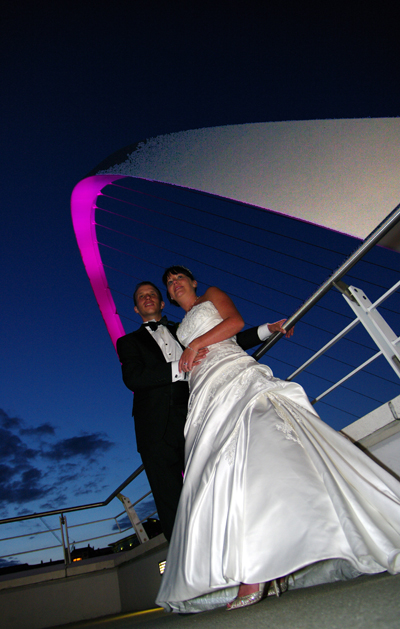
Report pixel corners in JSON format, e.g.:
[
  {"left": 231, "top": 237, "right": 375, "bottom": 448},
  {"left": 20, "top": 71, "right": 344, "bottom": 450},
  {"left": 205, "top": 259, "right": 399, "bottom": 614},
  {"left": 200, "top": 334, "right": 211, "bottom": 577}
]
[
  {"left": 339, "top": 284, "right": 400, "bottom": 378},
  {"left": 118, "top": 494, "right": 149, "bottom": 544},
  {"left": 63, "top": 514, "right": 72, "bottom": 564},
  {"left": 59, "top": 514, "right": 71, "bottom": 565}
]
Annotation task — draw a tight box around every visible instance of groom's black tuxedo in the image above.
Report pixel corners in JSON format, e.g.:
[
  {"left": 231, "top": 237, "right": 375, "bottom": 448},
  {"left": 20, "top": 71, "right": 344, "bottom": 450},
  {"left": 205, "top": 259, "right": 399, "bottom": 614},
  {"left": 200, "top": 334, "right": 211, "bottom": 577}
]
[
  {"left": 117, "top": 321, "right": 187, "bottom": 452},
  {"left": 116, "top": 320, "right": 262, "bottom": 540}
]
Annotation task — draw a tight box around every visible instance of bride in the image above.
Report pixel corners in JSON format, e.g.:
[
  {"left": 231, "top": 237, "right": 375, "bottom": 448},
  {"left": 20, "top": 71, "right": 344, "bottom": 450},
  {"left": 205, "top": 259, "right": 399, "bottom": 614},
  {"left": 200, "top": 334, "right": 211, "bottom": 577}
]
[{"left": 156, "top": 265, "right": 400, "bottom": 614}]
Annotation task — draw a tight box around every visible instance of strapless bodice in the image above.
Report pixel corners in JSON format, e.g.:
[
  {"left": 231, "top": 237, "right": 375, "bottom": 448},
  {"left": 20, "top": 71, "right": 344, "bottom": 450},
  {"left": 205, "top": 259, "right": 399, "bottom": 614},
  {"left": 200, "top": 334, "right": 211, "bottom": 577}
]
[{"left": 177, "top": 300, "right": 236, "bottom": 347}]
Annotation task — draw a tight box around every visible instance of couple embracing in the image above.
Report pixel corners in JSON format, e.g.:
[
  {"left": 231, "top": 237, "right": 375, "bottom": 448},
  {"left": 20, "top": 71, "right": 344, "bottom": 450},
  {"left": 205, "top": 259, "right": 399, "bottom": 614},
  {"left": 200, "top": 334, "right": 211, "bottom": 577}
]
[{"left": 117, "top": 265, "right": 400, "bottom": 614}]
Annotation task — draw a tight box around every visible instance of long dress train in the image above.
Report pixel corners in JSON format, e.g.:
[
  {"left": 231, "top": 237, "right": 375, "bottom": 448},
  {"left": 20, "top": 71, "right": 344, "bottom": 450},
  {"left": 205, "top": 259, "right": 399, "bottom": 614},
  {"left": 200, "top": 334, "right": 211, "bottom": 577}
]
[{"left": 156, "top": 301, "right": 400, "bottom": 613}]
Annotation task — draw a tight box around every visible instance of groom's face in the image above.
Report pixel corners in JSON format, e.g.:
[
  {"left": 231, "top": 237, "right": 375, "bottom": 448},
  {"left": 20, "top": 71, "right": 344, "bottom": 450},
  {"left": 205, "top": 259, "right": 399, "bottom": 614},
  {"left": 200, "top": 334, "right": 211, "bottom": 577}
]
[{"left": 134, "top": 284, "right": 165, "bottom": 322}]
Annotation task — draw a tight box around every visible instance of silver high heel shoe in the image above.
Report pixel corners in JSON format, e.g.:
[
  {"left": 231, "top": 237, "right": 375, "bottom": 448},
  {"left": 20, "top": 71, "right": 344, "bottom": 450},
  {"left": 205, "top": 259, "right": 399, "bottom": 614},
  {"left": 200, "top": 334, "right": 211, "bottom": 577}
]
[
  {"left": 267, "top": 579, "right": 281, "bottom": 597},
  {"left": 267, "top": 576, "right": 289, "bottom": 596},
  {"left": 279, "top": 575, "right": 289, "bottom": 594},
  {"left": 226, "top": 582, "right": 267, "bottom": 610}
]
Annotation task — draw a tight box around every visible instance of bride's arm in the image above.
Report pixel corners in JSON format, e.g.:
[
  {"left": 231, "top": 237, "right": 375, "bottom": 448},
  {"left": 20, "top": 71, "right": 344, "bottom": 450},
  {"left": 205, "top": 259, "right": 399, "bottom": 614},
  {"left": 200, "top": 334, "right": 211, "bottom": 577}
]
[{"left": 179, "top": 287, "right": 244, "bottom": 372}]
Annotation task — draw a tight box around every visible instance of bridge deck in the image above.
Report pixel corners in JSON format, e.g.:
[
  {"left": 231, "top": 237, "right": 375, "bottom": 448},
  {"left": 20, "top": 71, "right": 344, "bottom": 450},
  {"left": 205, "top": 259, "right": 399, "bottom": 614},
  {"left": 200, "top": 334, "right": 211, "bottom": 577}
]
[{"left": 52, "top": 572, "right": 400, "bottom": 629}]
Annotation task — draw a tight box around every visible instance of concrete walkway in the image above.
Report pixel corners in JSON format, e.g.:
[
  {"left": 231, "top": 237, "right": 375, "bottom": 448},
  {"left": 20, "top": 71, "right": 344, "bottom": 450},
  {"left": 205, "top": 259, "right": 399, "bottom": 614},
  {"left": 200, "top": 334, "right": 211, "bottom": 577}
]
[{"left": 52, "top": 572, "right": 400, "bottom": 629}]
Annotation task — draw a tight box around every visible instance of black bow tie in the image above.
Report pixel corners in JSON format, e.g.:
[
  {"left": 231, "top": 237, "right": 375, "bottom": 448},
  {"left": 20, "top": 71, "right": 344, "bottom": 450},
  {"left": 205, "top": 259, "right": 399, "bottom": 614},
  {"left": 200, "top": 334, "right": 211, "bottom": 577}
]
[{"left": 144, "top": 315, "right": 169, "bottom": 331}]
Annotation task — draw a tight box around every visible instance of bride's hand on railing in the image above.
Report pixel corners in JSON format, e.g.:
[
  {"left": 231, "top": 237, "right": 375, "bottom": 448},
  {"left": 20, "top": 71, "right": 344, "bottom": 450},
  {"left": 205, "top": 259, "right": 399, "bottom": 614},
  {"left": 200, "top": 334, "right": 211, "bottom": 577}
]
[{"left": 268, "top": 319, "right": 294, "bottom": 338}]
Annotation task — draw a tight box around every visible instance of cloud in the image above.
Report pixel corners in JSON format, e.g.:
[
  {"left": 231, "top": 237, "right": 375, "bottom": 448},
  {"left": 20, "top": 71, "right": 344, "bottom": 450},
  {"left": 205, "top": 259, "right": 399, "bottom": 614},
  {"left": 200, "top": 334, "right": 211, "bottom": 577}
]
[
  {"left": 0, "top": 428, "right": 38, "bottom": 468},
  {"left": 39, "top": 493, "right": 68, "bottom": 511},
  {"left": 0, "top": 411, "right": 44, "bottom": 507},
  {"left": 0, "top": 465, "right": 49, "bottom": 504},
  {"left": 0, "top": 410, "right": 115, "bottom": 511},
  {"left": 137, "top": 497, "right": 157, "bottom": 519},
  {"left": 43, "top": 433, "right": 114, "bottom": 461},
  {"left": 17, "top": 508, "right": 33, "bottom": 516},
  {"left": 0, "top": 558, "right": 21, "bottom": 568},
  {"left": 58, "top": 472, "right": 80, "bottom": 484},
  {"left": 0, "top": 463, "right": 17, "bottom": 485},
  {"left": 76, "top": 479, "right": 105, "bottom": 496},
  {"left": 0, "top": 409, "right": 22, "bottom": 430},
  {"left": 20, "top": 423, "right": 55, "bottom": 437}
]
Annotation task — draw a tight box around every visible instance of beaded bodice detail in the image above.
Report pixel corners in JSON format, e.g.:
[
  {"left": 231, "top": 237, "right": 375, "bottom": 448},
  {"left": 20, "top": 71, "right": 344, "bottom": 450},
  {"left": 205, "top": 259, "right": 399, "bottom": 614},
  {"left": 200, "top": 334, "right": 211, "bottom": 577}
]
[{"left": 177, "top": 301, "right": 228, "bottom": 347}]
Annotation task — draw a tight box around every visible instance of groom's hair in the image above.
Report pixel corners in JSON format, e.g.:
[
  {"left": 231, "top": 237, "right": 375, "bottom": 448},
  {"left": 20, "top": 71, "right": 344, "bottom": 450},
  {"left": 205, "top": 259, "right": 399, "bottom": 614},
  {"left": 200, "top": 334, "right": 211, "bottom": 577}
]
[{"left": 162, "top": 265, "right": 196, "bottom": 306}]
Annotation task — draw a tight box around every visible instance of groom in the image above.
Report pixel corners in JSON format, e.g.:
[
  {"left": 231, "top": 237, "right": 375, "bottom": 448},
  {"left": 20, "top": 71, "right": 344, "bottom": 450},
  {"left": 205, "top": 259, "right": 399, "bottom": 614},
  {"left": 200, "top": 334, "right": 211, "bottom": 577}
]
[{"left": 117, "top": 280, "right": 275, "bottom": 541}]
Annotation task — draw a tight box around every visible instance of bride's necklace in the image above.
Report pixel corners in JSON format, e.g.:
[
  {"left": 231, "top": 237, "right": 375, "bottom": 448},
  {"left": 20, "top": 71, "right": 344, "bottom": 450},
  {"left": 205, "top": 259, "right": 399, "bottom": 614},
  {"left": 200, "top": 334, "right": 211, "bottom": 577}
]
[{"left": 188, "top": 296, "right": 200, "bottom": 312}]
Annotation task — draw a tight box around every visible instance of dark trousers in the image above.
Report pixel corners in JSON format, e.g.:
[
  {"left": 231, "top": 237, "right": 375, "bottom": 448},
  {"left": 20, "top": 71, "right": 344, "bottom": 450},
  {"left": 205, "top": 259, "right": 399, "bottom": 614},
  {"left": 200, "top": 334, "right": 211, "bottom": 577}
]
[{"left": 140, "top": 403, "right": 187, "bottom": 542}]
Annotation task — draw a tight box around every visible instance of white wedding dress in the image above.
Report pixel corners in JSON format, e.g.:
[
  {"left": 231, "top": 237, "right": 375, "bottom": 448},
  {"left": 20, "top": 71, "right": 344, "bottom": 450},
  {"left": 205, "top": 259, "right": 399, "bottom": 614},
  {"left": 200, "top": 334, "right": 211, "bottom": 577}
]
[{"left": 156, "top": 301, "right": 400, "bottom": 613}]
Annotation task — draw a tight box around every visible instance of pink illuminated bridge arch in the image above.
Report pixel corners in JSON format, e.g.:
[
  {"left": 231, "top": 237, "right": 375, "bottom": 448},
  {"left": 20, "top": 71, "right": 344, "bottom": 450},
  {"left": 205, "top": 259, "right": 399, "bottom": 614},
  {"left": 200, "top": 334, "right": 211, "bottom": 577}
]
[{"left": 71, "top": 175, "right": 126, "bottom": 352}]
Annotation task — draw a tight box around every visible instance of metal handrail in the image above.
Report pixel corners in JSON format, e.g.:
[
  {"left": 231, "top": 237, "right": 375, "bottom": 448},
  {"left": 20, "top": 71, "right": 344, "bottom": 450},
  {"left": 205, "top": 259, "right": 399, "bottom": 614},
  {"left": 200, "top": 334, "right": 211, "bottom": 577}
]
[{"left": 253, "top": 203, "right": 400, "bottom": 361}]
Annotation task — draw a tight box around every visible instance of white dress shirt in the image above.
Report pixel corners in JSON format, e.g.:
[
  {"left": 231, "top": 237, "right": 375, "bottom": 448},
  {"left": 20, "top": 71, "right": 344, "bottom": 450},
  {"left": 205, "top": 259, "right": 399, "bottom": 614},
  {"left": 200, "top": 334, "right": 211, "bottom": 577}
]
[{"left": 144, "top": 321, "right": 186, "bottom": 381}]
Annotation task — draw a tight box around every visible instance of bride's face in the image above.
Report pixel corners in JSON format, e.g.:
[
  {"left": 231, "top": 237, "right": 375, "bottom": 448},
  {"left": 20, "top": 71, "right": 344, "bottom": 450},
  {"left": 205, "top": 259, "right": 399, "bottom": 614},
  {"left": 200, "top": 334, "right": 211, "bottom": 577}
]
[{"left": 166, "top": 273, "right": 197, "bottom": 303}]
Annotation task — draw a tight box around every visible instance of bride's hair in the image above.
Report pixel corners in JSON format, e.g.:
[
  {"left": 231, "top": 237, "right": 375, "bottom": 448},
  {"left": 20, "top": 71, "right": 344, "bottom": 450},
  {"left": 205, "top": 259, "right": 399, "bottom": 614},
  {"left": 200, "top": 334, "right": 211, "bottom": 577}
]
[{"left": 162, "top": 265, "right": 196, "bottom": 306}]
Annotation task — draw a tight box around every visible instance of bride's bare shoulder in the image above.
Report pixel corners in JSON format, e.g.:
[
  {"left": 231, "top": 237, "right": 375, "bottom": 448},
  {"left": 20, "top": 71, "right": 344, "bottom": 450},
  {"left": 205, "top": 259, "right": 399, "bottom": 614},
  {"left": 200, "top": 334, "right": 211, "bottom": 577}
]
[
  {"left": 202, "top": 286, "right": 226, "bottom": 300},
  {"left": 195, "top": 287, "right": 227, "bottom": 308},
  {"left": 201, "top": 287, "right": 240, "bottom": 315}
]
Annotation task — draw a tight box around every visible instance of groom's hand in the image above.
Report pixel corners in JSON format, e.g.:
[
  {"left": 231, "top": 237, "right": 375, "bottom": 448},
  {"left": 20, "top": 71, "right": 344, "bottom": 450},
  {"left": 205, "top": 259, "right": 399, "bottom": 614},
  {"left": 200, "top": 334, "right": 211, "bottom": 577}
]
[
  {"left": 267, "top": 319, "right": 294, "bottom": 338},
  {"left": 193, "top": 347, "right": 209, "bottom": 365},
  {"left": 179, "top": 346, "right": 209, "bottom": 372}
]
